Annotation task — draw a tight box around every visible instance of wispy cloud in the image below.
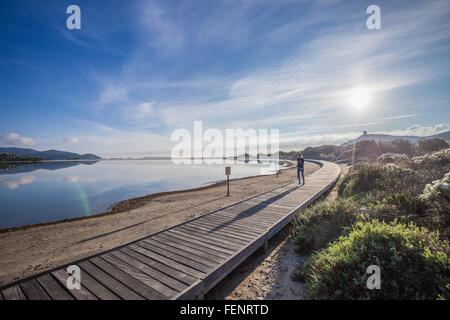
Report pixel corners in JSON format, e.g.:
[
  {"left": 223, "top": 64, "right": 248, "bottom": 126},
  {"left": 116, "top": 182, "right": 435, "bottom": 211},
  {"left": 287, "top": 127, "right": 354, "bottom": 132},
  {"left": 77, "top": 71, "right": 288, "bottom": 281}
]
[
  {"left": 62, "top": 137, "right": 79, "bottom": 144},
  {"left": 379, "top": 124, "right": 450, "bottom": 137},
  {"left": 123, "top": 102, "right": 155, "bottom": 121},
  {"left": 2, "top": 132, "right": 36, "bottom": 147},
  {"left": 62, "top": 0, "right": 450, "bottom": 154},
  {"left": 280, "top": 123, "right": 450, "bottom": 150},
  {"left": 137, "top": 0, "right": 185, "bottom": 53},
  {"left": 154, "top": 0, "right": 450, "bottom": 131}
]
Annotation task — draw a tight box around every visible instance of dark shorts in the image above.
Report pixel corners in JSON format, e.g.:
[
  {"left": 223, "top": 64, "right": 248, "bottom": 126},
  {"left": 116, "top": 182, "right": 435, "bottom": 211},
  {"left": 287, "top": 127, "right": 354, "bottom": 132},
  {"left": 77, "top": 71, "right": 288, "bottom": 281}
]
[{"left": 297, "top": 167, "right": 304, "bottom": 172}]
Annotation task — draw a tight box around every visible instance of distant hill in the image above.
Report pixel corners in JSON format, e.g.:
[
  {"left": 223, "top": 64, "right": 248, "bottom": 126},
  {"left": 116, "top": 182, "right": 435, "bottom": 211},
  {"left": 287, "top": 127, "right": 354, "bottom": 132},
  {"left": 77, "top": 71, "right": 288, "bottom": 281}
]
[
  {"left": 0, "top": 147, "right": 101, "bottom": 160},
  {"left": 277, "top": 133, "right": 449, "bottom": 163},
  {"left": 0, "top": 160, "right": 98, "bottom": 174},
  {"left": 434, "top": 131, "right": 450, "bottom": 140},
  {"left": 341, "top": 130, "right": 450, "bottom": 147}
]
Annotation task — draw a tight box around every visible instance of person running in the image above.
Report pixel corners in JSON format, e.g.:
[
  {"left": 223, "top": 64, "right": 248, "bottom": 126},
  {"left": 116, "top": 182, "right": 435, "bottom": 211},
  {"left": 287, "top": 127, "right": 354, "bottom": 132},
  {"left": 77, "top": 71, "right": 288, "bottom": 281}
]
[{"left": 296, "top": 152, "right": 305, "bottom": 185}]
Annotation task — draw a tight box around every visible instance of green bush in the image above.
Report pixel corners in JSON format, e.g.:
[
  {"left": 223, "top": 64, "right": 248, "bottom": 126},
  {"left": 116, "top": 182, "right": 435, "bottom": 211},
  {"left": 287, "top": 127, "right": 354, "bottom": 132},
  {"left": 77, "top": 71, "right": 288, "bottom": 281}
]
[
  {"left": 418, "top": 138, "right": 449, "bottom": 154},
  {"left": 291, "top": 199, "right": 360, "bottom": 253},
  {"left": 362, "top": 201, "right": 399, "bottom": 222},
  {"left": 304, "top": 221, "right": 450, "bottom": 300},
  {"left": 338, "top": 163, "right": 422, "bottom": 199},
  {"left": 338, "top": 164, "right": 383, "bottom": 197},
  {"left": 384, "top": 192, "right": 426, "bottom": 216}
]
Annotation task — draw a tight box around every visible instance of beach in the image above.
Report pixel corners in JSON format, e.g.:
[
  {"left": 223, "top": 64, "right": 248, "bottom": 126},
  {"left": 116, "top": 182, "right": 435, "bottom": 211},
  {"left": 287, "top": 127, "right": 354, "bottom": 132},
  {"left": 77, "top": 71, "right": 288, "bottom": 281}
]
[{"left": 0, "top": 162, "right": 319, "bottom": 286}]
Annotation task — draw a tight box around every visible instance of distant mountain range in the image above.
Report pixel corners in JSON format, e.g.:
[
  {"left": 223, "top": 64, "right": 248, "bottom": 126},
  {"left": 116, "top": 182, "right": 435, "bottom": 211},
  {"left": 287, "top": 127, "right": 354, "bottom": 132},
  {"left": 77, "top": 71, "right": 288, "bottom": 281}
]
[
  {"left": 0, "top": 160, "right": 98, "bottom": 174},
  {"left": 0, "top": 147, "right": 101, "bottom": 161},
  {"left": 341, "top": 130, "right": 450, "bottom": 147}
]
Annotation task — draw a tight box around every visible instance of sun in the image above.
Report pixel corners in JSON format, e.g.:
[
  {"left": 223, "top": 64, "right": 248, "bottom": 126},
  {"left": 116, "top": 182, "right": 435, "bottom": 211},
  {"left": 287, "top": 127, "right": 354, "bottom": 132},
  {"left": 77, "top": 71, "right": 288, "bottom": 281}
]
[{"left": 349, "top": 86, "right": 370, "bottom": 110}]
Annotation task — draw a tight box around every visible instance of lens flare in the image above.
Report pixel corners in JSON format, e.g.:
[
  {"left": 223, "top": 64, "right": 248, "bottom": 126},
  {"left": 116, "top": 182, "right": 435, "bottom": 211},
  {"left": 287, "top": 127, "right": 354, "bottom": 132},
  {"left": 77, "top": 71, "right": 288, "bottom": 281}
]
[{"left": 74, "top": 183, "right": 91, "bottom": 216}]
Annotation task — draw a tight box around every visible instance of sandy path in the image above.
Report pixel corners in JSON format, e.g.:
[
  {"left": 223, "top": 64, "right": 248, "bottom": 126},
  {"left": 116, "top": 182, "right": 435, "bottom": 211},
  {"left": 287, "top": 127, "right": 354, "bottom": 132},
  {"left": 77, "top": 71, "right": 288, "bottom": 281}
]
[
  {"left": 0, "top": 162, "right": 319, "bottom": 286},
  {"left": 207, "top": 164, "right": 348, "bottom": 300}
]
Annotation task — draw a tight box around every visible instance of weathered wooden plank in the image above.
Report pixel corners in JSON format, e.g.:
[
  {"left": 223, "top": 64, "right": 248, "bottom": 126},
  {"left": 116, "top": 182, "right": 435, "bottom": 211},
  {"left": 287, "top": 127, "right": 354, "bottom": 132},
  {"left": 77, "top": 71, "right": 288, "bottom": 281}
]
[
  {"left": 220, "top": 204, "right": 275, "bottom": 215},
  {"left": 110, "top": 250, "right": 188, "bottom": 293},
  {"left": 79, "top": 260, "right": 144, "bottom": 300},
  {"left": 52, "top": 269, "right": 97, "bottom": 300},
  {"left": 217, "top": 210, "right": 283, "bottom": 224},
  {"left": 20, "top": 279, "right": 51, "bottom": 300},
  {"left": 194, "top": 218, "right": 262, "bottom": 235},
  {"left": 188, "top": 221, "right": 259, "bottom": 243},
  {"left": 100, "top": 253, "right": 175, "bottom": 299},
  {"left": 200, "top": 215, "right": 270, "bottom": 232},
  {"left": 36, "top": 274, "right": 74, "bottom": 300},
  {"left": 180, "top": 224, "right": 252, "bottom": 246},
  {"left": 187, "top": 220, "right": 258, "bottom": 240},
  {"left": 90, "top": 256, "right": 165, "bottom": 300},
  {"left": 129, "top": 244, "right": 206, "bottom": 279},
  {"left": 189, "top": 220, "right": 261, "bottom": 238},
  {"left": 213, "top": 207, "right": 280, "bottom": 220},
  {"left": 173, "top": 227, "right": 244, "bottom": 250},
  {"left": 162, "top": 230, "right": 237, "bottom": 256},
  {"left": 177, "top": 224, "right": 250, "bottom": 244},
  {"left": 200, "top": 214, "right": 270, "bottom": 230},
  {"left": 137, "top": 241, "right": 213, "bottom": 273},
  {"left": 255, "top": 205, "right": 298, "bottom": 216},
  {"left": 243, "top": 204, "right": 292, "bottom": 214},
  {"left": 167, "top": 229, "right": 242, "bottom": 252},
  {"left": 69, "top": 265, "right": 119, "bottom": 300},
  {"left": 242, "top": 200, "right": 296, "bottom": 211},
  {"left": 218, "top": 207, "right": 286, "bottom": 220},
  {"left": 2, "top": 285, "right": 26, "bottom": 300},
  {"left": 144, "top": 238, "right": 221, "bottom": 268},
  {"left": 153, "top": 233, "right": 230, "bottom": 261},
  {"left": 120, "top": 247, "right": 197, "bottom": 286}
]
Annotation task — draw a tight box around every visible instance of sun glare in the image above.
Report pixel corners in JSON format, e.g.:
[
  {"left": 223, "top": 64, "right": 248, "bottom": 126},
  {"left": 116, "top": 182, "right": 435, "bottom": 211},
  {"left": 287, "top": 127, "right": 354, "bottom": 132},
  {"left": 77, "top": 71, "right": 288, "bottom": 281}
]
[{"left": 349, "top": 87, "right": 370, "bottom": 110}]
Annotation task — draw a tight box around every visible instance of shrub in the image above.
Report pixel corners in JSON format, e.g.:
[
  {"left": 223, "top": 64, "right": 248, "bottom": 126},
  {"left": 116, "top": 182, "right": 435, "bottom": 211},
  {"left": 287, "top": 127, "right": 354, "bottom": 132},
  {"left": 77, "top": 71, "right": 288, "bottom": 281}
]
[
  {"left": 339, "top": 163, "right": 422, "bottom": 199},
  {"left": 417, "top": 172, "right": 450, "bottom": 238},
  {"left": 412, "top": 148, "right": 450, "bottom": 168},
  {"left": 419, "top": 172, "right": 450, "bottom": 202},
  {"left": 291, "top": 199, "right": 360, "bottom": 253},
  {"left": 384, "top": 192, "right": 427, "bottom": 216},
  {"left": 417, "top": 138, "right": 449, "bottom": 154},
  {"left": 304, "top": 221, "right": 450, "bottom": 300},
  {"left": 338, "top": 164, "right": 383, "bottom": 197},
  {"left": 377, "top": 153, "right": 410, "bottom": 165},
  {"left": 362, "top": 201, "right": 399, "bottom": 222}
]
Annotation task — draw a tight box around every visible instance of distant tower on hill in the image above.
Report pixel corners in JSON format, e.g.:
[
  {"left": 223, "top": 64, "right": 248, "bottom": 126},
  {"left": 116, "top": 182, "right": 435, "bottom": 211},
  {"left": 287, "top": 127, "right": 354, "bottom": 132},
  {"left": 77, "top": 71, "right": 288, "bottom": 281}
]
[{"left": 363, "top": 131, "right": 368, "bottom": 136}]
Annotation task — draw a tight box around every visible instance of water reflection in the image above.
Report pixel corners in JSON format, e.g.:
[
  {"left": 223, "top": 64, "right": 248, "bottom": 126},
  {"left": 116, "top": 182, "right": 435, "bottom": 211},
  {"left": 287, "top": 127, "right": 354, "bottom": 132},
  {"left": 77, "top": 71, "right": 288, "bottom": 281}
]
[
  {"left": 0, "top": 161, "right": 98, "bottom": 175},
  {"left": 62, "top": 176, "right": 80, "bottom": 183},
  {"left": 0, "top": 160, "right": 275, "bottom": 229},
  {"left": 3, "top": 175, "right": 35, "bottom": 190}
]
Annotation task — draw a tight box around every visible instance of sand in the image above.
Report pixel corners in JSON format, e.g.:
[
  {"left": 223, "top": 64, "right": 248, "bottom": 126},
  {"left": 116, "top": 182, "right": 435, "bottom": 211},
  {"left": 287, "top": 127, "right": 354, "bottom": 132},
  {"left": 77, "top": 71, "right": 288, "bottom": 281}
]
[{"left": 0, "top": 162, "right": 320, "bottom": 286}]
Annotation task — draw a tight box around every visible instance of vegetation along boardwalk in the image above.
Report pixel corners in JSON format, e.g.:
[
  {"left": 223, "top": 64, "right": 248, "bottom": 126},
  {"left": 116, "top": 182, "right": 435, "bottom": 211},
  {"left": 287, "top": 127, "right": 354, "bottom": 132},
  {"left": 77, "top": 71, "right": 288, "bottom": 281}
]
[{"left": 0, "top": 160, "right": 340, "bottom": 300}]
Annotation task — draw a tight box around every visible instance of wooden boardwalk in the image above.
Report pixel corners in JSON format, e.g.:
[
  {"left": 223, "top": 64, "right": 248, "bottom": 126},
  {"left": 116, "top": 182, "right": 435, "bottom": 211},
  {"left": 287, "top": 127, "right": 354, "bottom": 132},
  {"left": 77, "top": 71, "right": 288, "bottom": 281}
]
[{"left": 0, "top": 160, "right": 340, "bottom": 300}]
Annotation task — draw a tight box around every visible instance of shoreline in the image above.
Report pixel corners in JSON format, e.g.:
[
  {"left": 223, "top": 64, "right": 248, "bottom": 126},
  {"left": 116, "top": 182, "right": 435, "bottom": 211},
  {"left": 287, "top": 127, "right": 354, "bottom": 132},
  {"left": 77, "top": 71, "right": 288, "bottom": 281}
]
[
  {"left": 0, "top": 162, "right": 317, "bottom": 285},
  {"left": 0, "top": 162, "right": 293, "bottom": 234}
]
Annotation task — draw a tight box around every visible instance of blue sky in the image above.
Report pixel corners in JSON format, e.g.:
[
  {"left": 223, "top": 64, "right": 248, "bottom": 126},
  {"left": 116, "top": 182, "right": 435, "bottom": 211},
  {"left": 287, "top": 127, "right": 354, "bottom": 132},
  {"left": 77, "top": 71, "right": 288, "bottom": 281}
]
[{"left": 0, "top": 0, "right": 449, "bottom": 157}]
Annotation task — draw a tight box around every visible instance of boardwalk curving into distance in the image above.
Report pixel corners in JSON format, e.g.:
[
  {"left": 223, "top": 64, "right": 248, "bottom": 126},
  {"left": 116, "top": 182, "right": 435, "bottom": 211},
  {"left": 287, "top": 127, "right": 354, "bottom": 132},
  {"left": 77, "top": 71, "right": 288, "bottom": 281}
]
[{"left": 0, "top": 160, "right": 340, "bottom": 300}]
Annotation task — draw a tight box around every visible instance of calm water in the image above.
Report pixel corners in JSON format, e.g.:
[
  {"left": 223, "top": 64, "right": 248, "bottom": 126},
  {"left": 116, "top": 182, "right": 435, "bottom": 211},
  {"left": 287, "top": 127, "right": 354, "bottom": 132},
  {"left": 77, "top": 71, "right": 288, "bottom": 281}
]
[{"left": 0, "top": 160, "right": 277, "bottom": 229}]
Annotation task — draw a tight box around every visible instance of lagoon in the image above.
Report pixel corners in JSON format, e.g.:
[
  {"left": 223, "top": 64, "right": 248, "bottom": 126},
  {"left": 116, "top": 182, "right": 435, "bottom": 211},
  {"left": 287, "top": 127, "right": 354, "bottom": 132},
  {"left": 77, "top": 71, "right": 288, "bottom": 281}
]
[{"left": 0, "top": 160, "right": 277, "bottom": 229}]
